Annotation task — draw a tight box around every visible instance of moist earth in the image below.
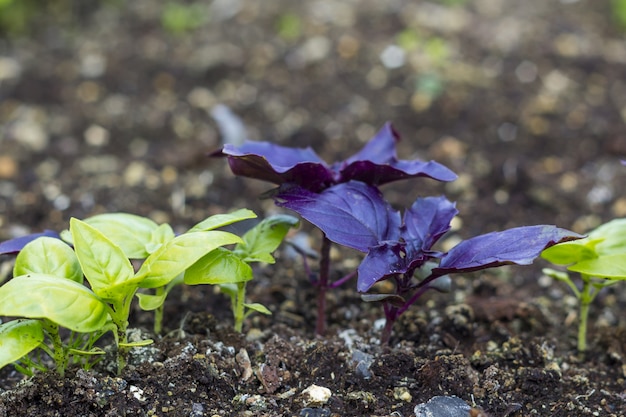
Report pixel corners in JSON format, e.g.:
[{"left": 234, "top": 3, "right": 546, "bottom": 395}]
[{"left": 0, "top": 1, "right": 625, "bottom": 416}]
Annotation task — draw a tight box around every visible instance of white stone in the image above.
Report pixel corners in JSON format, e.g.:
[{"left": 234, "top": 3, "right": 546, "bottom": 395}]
[{"left": 302, "top": 384, "right": 332, "bottom": 406}]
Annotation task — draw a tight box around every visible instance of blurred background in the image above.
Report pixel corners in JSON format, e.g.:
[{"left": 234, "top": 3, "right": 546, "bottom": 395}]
[{"left": 1, "top": 0, "right": 626, "bottom": 240}]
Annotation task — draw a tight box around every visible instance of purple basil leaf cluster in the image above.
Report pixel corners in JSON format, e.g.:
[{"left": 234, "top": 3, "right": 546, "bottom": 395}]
[
  {"left": 0, "top": 230, "right": 61, "bottom": 255},
  {"left": 216, "top": 120, "right": 582, "bottom": 296},
  {"left": 277, "top": 181, "right": 581, "bottom": 292},
  {"left": 216, "top": 122, "right": 457, "bottom": 192}
]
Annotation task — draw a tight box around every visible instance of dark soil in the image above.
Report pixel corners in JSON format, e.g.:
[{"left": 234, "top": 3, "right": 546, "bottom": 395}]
[{"left": 1, "top": 1, "right": 625, "bottom": 416}]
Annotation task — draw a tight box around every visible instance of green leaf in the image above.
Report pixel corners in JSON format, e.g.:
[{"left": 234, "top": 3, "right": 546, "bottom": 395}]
[
  {"left": 136, "top": 274, "right": 184, "bottom": 311},
  {"left": 0, "top": 319, "right": 44, "bottom": 369},
  {"left": 137, "top": 231, "right": 243, "bottom": 288},
  {"left": 119, "top": 339, "right": 154, "bottom": 347},
  {"left": 588, "top": 218, "right": 626, "bottom": 256},
  {"left": 14, "top": 237, "right": 83, "bottom": 283},
  {"left": 136, "top": 292, "right": 168, "bottom": 311},
  {"left": 541, "top": 239, "right": 601, "bottom": 265},
  {"left": 542, "top": 267, "right": 571, "bottom": 282},
  {"left": 243, "top": 303, "right": 271, "bottom": 315},
  {"left": 184, "top": 247, "right": 253, "bottom": 285},
  {"left": 67, "top": 213, "right": 161, "bottom": 259},
  {"left": 70, "top": 218, "right": 136, "bottom": 300},
  {"left": 145, "top": 223, "right": 176, "bottom": 254},
  {"left": 68, "top": 347, "right": 105, "bottom": 356},
  {"left": 235, "top": 214, "right": 299, "bottom": 263},
  {"left": 542, "top": 219, "right": 626, "bottom": 279},
  {"left": 0, "top": 274, "right": 109, "bottom": 332},
  {"left": 187, "top": 209, "right": 257, "bottom": 233},
  {"left": 567, "top": 254, "right": 626, "bottom": 279},
  {"left": 218, "top": 283, "right": 237, "bottom": 298}
]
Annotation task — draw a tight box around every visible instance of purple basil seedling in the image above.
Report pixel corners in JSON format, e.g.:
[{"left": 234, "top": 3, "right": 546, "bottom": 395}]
[
  {"left": 215, "top": 123, "right": 457, "bottom": 334},
  {"left": 277, "top": 181, "right": 582, "bottom": 343}
]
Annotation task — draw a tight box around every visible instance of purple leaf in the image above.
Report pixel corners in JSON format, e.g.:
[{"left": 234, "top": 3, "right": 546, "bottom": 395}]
[
  {"left": 338, "top": 159, "right": 457, "bottom": 187},
  {"left": 434, "top": 225, "right": 583, "bottom": 275},
  {"left": 0, "top": 230, "right": 61, "bottom": 255},
  {"left": 343, "top": 122, "right": 400, "bottom": 165},
  {"left": 338, "top": 123, "right": 457, "bottom": 184},
  {"left": 215, "top": 122, "right": 457, "bottom": 192},
  {"left": 402, "top": 196, "right": 458, "bottom": 252},
  {"left": 356, "top": 196, "right": 457, "bottom": 292},
  {"left": 275, "top": 181, "right": 401, "bottom": 252},
  {"left": 357, "top": 243, "right": 428, "bottom": 292},
  {"left": 219, "top": 141, "right": 335, "bottom": 192}
]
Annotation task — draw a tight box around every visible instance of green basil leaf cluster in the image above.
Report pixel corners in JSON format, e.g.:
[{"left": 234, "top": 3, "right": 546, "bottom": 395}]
[
  {"left": 542, "top": 218, "right": 626, "bottom": 279},
  {"left": 184, "top": 214, "right": 299, "bottom": 332}
]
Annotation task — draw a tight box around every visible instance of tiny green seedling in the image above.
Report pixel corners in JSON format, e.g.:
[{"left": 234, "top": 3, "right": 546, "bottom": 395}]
[
  {"left": 541, "top": 218, "right": 626, "bottom": 356},
  {"left": 184, "top": 214, "right": 299, "bottom": 332}
]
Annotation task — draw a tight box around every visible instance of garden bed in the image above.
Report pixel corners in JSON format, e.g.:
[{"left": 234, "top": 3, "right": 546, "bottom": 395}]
[{"left": 0, "top": 1, "right": 625, "bottom": 415}]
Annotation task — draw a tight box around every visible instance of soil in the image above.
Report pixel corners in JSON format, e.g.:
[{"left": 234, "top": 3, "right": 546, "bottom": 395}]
[{"left": 0, "top": 0, "right": 625, "bottom": 416}]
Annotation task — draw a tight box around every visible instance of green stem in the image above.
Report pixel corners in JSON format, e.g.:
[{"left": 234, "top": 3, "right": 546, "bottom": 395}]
[
  {"left": 577, "top": 275, "right": 605, "bottom": 359},
  {"left": 107, "top": 293, "right": 135, "bottom": 374},
  {"left": 42, "top": 320, "right": 67, "bottom": 377},
  {"left": 577, "top": 281, "right": 591, "bottom": 358},
  {"left": 233, "top": 282, "right": 246, "bottom": 333},
  {"left": 153, "top": 286, "right": 165, "bottom": 335}
]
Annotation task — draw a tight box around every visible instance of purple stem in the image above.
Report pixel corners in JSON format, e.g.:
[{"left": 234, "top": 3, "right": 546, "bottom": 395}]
[
  {"left": 397, "top": 282, "right": 435, "bottom": 316},
  {"left": 328, "top": 270, "right": 357, "bottom": 289},
  {"left": 381, "top": 302, "right": 399, "bottom": 345},
  {"left": 380, "top": 274, "right": 440, "bottom": 344},
  {"left": 315, "top": 235, "right": 332, "bottom": 335}
]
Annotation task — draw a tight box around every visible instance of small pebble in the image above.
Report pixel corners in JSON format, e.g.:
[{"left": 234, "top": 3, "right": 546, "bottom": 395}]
[
  {"left": 414, "top": 396, "right": 470, "bottom": 417},
  {"left": 351, "top": 349, "right": 373, "bottom": 379},
  {"left": 301, "top": 384, "right": 332, "bottom": 406},
  {"left": 394, "top": 386, "right": 412, "bottom": 402},
  {"left": 299, "top": 408, "right": 331, "bottom": 417}
]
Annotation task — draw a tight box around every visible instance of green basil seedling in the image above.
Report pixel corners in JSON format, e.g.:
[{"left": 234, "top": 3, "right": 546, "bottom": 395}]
[
  {"left": 541, "top": 218, "right": 626, "bottom": 356},
  {"left": 62, "top": 210, "right": 258, "bottom": 336},
  {"left": 0, "top": 237, "right": 110, "bottom": 376},
  {"left": 135, "top": 208, "right": 258, "bottom": 334},
  {"left": 185, "top": 214, "right": 299, "bottom": 332},
  {"left": 0, "top": 210, "right": 258, "bottom": 375},
  {"left": 69, "top": 216, "right": 243, "bottom": 372}
]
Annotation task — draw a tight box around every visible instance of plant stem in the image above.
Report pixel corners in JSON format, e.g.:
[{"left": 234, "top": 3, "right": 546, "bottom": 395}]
[
  {"left": 577, "top": 289, "right": 590, "bottom": 358},
  {"left": 381, "top": 302, "right": 399, "bottom": 345},
  {"left": 42, "top": 320, "right": 67, "bottom": 377},
  {"left": 108, "top": 294, "right": 135, "bottom": 374},
  {"left": 328, "top": 270, "right": 357, "bottom": 289},
  {"left": 315, "top": 235, "right": 332, "bottom": 336},
  {"left": 234, "top": 282, "right": 246, "bottom": 333},
  {"left": 154, "top": 286, "right": 165, "bottom": 335},
  {"left": 576, "top": 275, "right": 607, "bottom": 359}
]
